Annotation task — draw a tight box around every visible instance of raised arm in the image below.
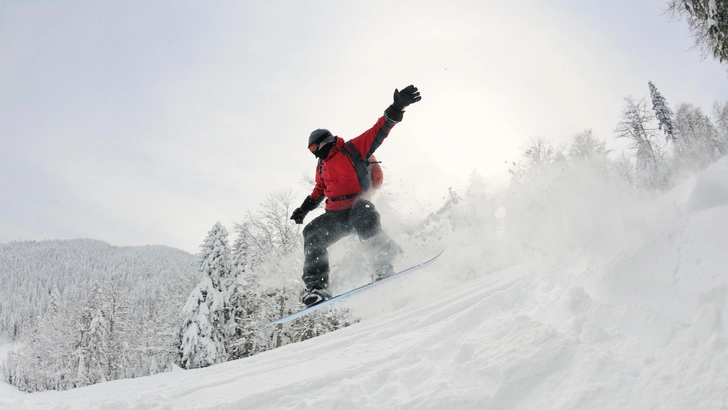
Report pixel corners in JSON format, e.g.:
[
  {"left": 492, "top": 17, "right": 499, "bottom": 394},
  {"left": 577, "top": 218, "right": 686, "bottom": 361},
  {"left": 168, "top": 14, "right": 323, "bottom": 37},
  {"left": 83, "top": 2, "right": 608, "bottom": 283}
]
[{"left": 349, "top": 85, "right": 421, "bottom": 158}]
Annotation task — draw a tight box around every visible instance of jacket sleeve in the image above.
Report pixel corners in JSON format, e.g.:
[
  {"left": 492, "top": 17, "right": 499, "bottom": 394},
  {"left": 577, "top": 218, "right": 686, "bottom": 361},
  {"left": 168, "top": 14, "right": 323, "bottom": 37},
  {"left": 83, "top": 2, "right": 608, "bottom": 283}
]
[
  {"left": 310, "top": 162, "right": 326, "bottom": 201},
  {"left": 348, "top": 116, "right": 397, "bottom": 159}
]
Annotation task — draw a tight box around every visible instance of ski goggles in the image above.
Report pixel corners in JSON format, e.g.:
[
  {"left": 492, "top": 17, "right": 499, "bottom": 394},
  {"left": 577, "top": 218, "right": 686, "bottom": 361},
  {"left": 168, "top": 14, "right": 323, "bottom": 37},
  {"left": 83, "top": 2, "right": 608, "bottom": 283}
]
[{"left": 308, "top": 135, "right": 335, "bottom": 153}]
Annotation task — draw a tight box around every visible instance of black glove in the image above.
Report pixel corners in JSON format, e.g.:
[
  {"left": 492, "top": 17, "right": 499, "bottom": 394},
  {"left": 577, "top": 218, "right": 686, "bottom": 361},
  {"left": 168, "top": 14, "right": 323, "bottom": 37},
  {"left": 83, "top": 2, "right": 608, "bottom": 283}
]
[
  {"left": 290, "top": 208, "right": 307, "bottom": 224},
  {"left": 290, "top": 196, "right": 321, "bottom": 224},
  {"left": 385, "top": 85, "right": 421, "bottom": 122},
  {"left": 392, "top": 85, "right": 421, "bottom": 111}
]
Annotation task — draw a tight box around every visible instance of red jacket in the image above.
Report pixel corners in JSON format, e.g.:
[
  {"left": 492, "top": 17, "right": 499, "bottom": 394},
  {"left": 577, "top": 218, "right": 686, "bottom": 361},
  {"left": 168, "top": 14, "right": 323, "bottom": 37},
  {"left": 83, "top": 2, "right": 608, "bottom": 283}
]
[{"left": 311, "top": 116, "right": 396, "bottom": 211}]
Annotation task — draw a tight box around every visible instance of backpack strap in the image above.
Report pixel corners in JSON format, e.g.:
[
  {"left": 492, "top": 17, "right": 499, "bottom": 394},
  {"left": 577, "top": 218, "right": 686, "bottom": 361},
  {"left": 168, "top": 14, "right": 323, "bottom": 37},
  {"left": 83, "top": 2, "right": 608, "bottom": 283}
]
[{"left": 341, "top": 141, "right": 372, "bottom": 193}]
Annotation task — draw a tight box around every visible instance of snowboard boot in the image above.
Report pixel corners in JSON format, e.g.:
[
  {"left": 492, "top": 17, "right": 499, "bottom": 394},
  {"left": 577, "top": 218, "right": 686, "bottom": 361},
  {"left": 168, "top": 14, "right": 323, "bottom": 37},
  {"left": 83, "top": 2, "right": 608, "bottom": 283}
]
[
  {"left": 364, "top": 232, "right": 402, "bottom": 282},
  {"left": 302, "top": 288, "right": 331, "bottom": 307}
]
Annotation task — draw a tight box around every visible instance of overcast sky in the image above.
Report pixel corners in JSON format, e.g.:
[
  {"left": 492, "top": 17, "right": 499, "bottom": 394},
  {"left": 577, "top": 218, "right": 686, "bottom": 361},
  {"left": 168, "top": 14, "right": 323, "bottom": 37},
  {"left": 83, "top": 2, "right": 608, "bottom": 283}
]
[{"left": 1, "top": 0, "right": 727, "bottom": 253}]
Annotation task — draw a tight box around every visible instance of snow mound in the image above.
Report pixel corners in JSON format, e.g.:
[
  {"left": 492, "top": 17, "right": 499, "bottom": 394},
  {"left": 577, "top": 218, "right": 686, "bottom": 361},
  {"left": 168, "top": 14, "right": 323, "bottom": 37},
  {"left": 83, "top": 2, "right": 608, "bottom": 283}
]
[{"left": 687, "top": 157, "right": 728, "bottom": 213}]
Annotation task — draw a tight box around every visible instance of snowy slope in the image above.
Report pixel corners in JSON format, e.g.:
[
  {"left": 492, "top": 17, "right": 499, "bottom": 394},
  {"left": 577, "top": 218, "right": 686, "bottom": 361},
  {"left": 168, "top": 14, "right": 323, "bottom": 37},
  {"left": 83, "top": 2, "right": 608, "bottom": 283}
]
[{"left": 2, "top": 159, "right": 728, "bottom": 409}]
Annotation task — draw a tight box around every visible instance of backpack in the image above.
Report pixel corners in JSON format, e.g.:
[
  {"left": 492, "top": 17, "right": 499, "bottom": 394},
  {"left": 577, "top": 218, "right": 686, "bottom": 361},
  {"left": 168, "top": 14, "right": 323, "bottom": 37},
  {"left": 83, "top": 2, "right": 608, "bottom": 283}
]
[{"left": 341, "top": 141, "right": 383, "bottom": 193}]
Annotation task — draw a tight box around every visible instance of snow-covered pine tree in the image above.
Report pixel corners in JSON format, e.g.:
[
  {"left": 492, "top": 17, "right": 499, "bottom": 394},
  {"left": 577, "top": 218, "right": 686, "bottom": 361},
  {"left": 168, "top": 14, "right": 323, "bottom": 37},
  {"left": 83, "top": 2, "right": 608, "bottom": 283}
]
[
  {"left": 229, "top": 222, "right": 267, "bottom": 361},
  {"left": 102, "top": 278, "right": 132, "bottom": 381},
  {"left": 76, "top": 283, "right": 110, "bottom": 386},
  {"left": 177, "top": 277, "right": 221, "bottom": 368},
  {"left": 48, "top": 285, "right": 61, "bottom": 316},
  {"left": 178, "top": 222, "right": 233, "bottom": 369},
  {"left": 227, "top": 282, "right": 265, "bottom": 360},
  {"left": 231, "top": 221, "right": 256, "bottom": 276},
  {"left": 52, "top": 303, "right": 79, "bottom": 390},
  {"left": 648, "top": 81, "right": 675, "bottom": 142},
  {"left": 669, "top": 0, "right": 728, "bottom": 65}
]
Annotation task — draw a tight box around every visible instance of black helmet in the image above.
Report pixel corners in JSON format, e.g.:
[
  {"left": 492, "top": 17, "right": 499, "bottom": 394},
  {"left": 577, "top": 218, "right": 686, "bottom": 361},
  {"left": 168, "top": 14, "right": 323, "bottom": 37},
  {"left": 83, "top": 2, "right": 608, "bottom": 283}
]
[{"left": 308, "top": 129, "right": 334, "bottom": 146}]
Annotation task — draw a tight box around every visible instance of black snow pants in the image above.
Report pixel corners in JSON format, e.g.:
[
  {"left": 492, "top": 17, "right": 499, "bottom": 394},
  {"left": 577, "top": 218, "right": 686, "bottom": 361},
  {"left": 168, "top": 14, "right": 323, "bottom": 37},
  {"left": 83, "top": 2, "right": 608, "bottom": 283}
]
[{"left": 302, "top": 199, "right": 386, "bottom": 291}]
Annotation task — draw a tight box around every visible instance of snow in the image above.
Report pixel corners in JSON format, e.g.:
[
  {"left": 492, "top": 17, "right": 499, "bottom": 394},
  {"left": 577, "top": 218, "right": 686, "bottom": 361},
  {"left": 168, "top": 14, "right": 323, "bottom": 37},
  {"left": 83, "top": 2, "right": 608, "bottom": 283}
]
[
  {"left": 3, "top": 159, "right": 728, "bottom": 409},
  {"left": 0, "top": 341, "right": 15, "bottom": 368}
]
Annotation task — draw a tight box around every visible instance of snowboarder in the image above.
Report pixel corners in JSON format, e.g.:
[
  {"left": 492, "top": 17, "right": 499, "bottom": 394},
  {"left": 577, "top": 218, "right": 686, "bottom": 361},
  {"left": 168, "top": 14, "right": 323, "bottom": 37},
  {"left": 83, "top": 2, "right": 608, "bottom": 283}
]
[{"left": 290, "top": 85, "right": 422, "bottom": 306}]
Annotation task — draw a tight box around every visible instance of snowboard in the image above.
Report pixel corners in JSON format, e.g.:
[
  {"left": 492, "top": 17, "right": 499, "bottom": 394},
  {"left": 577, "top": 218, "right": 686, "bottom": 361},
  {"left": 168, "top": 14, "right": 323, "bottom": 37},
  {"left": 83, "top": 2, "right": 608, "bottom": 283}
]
[{"left": 266, "top": 250, "right": 444, "bottom": 326}]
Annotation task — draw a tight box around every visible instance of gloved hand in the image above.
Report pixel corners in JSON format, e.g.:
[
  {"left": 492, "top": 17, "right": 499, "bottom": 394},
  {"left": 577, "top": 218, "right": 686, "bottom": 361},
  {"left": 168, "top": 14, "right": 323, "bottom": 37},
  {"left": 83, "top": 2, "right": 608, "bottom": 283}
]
[
  {"left": 290, "top": 196, "right": 321, "bottom": 224},
  {"left": 385, "top": 85, "right": 421, "bottom": 122},
  {"left": 391, "top": 85, "right": 421, "bottom": 111},
  {"left": 290, "top": 208, "right": 307, "bottom": 224}
]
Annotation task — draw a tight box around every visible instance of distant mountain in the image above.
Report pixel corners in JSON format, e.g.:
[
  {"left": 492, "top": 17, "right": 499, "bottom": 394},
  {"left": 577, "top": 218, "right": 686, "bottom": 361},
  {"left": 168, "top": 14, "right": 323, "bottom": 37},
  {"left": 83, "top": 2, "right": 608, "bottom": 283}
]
[{"left": 0, "top": 239, "right": 198, "bottom": 339}]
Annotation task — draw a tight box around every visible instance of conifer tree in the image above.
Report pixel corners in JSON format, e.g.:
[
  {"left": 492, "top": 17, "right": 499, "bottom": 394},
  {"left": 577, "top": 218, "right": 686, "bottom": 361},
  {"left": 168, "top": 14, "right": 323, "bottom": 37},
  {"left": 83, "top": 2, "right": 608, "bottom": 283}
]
[
  {"left": 227, "top": 282, "right": 268, "bottom": 359},
  {"left": 76, "top": 283, "right": 110, "bottom": 386},
  {"left": 48, "top": 285, "right": 61, "bottom": 316},
  {"left": 648, "top": 81, "right": 675, "bottom": 142},
  {"left": 103, "top": 278, "right": 132, "bottom": 380},
  {"left": 178, "top": 277, "right": 222, "bottom": 369},
  {"left": 178, "top": 222, "right": 233, "bottom": 369},
  {"left": 669, "top": 0, "right": 728, "bottom": 66},
  {"left": 232, "top": 222, "right": 258, "bottom": 277}
]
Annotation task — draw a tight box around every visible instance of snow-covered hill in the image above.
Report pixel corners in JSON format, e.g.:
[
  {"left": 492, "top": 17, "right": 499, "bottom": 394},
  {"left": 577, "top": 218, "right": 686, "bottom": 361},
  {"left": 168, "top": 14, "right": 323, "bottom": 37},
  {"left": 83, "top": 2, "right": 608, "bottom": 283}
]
[
  {"left": 0, "top": 239, "right": 197, "bottom": 339},
  {"left": 2, "top": 159, "right": 728, "bottom": 409}
]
